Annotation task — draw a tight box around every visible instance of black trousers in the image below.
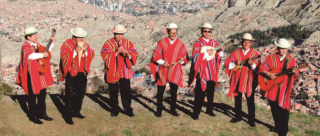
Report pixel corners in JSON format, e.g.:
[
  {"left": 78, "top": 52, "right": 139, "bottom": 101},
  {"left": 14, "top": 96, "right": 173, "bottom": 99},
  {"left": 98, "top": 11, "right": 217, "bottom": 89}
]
[
  {"left": 156, "top": 82, "right": 178, "bottom": 113},
  {"left": 269, "top": 100, "right": 289, "bottom": 136},
  {"left": 234, "top": 83, "right": 257, "bottom": 120},
  {"left": 65, "top": 72, "right": 87, "bottom": 117},
  {"left": 108, "top": 78, "right": 132, "bottom": 113},
  {"left": 27, "top": 73, "right": 47, "bottom": 119},
  {"left": 193, "top": 80, "right": 216, "bottom": 115}
]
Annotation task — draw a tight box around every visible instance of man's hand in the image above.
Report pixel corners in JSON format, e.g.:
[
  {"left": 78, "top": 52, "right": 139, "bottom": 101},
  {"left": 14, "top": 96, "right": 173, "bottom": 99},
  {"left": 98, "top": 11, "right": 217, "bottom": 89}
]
[
  {"left": 123, "top": 49, "right": 128, "bottom": 56},
  {"left": 75, "top": 46, "right": 82, "bottom": 53},
  {"left": 207, "top": 49, "right": 214, "bottom": 56},
  {"left": 163, "top": 62, "right": 171, "bottom": 67},
  {"left": 117, "top": 46, "right": 124, "bottom": 53},
  {"left": 248, "top": 59, "right": 255, "bottom": 65},
  {"left": 219, "top": 45, "right": 226, "bottom": 52},
  {"left": 50, "top": 36, "right": 55, "bottom": 43},
  {"left": 267, "top": 72, "right": 277, "bottom": 80},
  {"left": 235, "top": 60, "right": 242, "bottom": 66},
  {"left": 292, "top": 67, "right": 299, "bottom": 76},
  {"left": 43, "top": 52, "right": 49, "bottom": 58},
  {"left": 83, "top": 42, "right": 89, "bottom": 51}
]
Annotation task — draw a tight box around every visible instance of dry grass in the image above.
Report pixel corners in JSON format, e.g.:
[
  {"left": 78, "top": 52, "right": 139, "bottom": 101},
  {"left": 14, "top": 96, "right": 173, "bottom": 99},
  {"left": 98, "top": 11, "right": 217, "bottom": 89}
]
[{"left": 0, "top": 92, "right": 319, "bottom": 136}]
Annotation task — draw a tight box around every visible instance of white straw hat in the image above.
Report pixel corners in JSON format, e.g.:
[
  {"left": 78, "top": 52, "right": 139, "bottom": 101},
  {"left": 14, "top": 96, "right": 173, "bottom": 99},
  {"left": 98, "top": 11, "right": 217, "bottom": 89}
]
[
  {"left": 166, "top": 23, "right": 179, "bottom": 30},
  {"left": 274, "top": 38, "right": 292, "bottom": 49},
  {"left": 199, "top": 22, "right": 213, "bottom": 30},
  {"left": 112, "top": 24, "right": 127, "bottom": 34},
  {"left": 71, "top": 27, "right": 88, "bottom": 38},
  {"left": 242, "top": 33, "right": 255, "bottom": 41},
  {"left": 24, "top": 27, "right": 39, "bottom": 36}
]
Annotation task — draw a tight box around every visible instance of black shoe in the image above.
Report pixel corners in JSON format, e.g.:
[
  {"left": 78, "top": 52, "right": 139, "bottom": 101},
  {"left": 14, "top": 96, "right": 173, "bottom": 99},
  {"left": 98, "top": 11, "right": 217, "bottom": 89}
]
[
  {"left": 248, "top": 120, "right": 256, "bottom": 127},
  {"left": 65, "top": 118, "right": 74, "bottom": 125},
  {"left": 127, "top": 112, "right": 135, "bottom": 117},
  {"left": 154, "top": 112, "right": 162, "bottom": 117},
  {"left": 277, "top": 132, "right": 288, "bottom": 136},
  {"left": 39, "top": 115, "right": 54, "bottom": 121},
  {"left": 72, "top": 113, "right": 86, "bottom": 119},
  {"left": 230, "top": 117, "right": 242, "bottom": 123},
  {"left": 206, "top": 111, "right": 217, "bottom": 117},
  {"left": 30, "top": 117, "right": 43, "bottom": 124},
  {"left": 171, "top": 110, "right": 180, "bottom": 116},
  {"left": 111, "top": 112, "right": 119, "bottom": 117},
  {"left": 191, "top": 114, "right": 199, "bottom": 120}
]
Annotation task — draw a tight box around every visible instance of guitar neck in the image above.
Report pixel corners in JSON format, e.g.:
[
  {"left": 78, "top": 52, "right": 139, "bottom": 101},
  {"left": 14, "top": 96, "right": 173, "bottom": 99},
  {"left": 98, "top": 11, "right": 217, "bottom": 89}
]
[
  {"left": 239, "top": 56, "right": 261, "bottom": 66},
  {"left": 45, "top": 39, "right": 53, "bottom": 51},
  {"left": 275, "top": 63, "right": 308, "bottom": 76},
  {"left": 275, "top": 68, "right": 292, "bottom": 77}
]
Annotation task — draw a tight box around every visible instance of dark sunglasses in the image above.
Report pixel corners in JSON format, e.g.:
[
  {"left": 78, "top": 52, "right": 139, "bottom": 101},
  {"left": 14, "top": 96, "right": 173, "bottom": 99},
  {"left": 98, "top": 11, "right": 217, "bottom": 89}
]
[{"left": 203, "top": 31, "right": 212, "bottom": 33}]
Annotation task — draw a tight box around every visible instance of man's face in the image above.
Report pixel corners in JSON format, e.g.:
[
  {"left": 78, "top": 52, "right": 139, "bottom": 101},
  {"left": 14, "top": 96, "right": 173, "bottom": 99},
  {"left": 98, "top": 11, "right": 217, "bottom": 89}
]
[
  {"left": 168, "top": 29, "right": 178, "bottom": 41},
  {"left": 73, "top": 37, "right": 84, "bottom": 44},
  {"left": 27, "top": 33, "right": 38, "bottom": 43},
  {"left": 201, "top": 28, "right": 212, "bottom": 39},
  {"left": 114, "top": 33, "right": 124, "bottom": 42},
  {"left": 277, "top": 48, "right": 288, "bottom": 56},
  {"left": 242, "top": 40, "right": 252, "bottom": 50}
]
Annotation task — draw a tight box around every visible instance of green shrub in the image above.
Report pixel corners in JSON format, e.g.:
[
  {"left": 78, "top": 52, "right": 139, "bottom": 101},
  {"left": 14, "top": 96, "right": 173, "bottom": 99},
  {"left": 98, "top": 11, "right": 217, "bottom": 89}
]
[
  {"left": 306, "top": 130, "right": 320, "bottom": 136},
  {"left": 296, "top": 91, "right": 308, "bottom": 99},
  {"left": 121, "top": 130, "right": 133, "bottom": 136},
  {"left": 0, "top": 83, "right": 13, "bottom": 96},
  {"left": 228, "top": 24, "right": 313, "bottom": 52}
]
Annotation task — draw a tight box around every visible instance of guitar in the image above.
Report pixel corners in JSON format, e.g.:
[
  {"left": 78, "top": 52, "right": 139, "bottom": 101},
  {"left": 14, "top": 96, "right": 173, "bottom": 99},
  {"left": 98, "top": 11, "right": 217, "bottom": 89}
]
[
  {"left": 36, "top": 28, "right": 56, "bottom": 74},
  {"left": 233, "top": 55, "right": 261, "bottom": 71},
  {"left": 258, "top": 62, "right": 308, "bottom": 91}
]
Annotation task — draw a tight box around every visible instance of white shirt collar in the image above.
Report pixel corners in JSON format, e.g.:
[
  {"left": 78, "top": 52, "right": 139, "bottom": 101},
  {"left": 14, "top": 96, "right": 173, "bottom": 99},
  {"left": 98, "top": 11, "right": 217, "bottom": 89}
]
[
  {"left": 27, "top": 41, "right": 38, "bottom": 49},
  {"left": 168, "top": 37, "right": 177, "bottom": 44},
  {"left": 202, "top": 37, "right": 210, "bottom": 43},
  {"left": 242, "top": 48, "right": 250, "bottom": 55},
  {"left": 278, "top": 54, "right": 286, "bottom": 61}
]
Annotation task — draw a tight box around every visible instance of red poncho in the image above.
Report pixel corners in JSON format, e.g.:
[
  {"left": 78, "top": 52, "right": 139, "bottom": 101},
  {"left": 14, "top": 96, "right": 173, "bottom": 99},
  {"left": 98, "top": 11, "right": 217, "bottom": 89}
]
[
  {"left": 59, "top": 38, "right": 95, "bottom": 81},
  {"left": 149, "top": 37, "right": 188, "bottom": 87},
  {"left": 101, "top": 38, "right": 138, "bottom": 83},
  {"left": 16, "top": 41, "right": 53, "bottom": 95},
  {"left": 225, "top": 48, "right": 260, "bottom": 97},
  {"left": 258, "top": 54, "right": 299, "bottom": 111},
  {"left": 188, "top": 38, "right": 221, "bottom": 91}
]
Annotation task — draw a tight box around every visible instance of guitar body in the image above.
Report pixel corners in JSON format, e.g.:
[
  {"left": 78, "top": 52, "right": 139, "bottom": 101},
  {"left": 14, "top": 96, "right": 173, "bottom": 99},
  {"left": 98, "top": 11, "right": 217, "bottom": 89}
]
[
  {"left": 258, "top": 69, "right": 285, "bottom": 91},
  {"left": 258, "top": 62, "right": 308, "bottom": 91},
  {"left": 36, "top": 46, "right": 51, "bottom": 74}
]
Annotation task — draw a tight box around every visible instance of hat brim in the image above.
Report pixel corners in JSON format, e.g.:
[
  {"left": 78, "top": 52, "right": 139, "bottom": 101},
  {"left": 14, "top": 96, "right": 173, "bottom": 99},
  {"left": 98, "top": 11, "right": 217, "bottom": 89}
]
[
  {"left": 274, "top": 40, "right": 291, "bottom": 49},
  {"left": 165, "top": 27, "right": 180, "bottom": 30},
  {"left": 24, "top": 28, "right": 39, "bottom": 36},
  {"left": 71, "top": 28, "right": 88, "bottom": 38},
  {"left": 112, "top": 27, "right": 127, "bottom": 34},
  {"left": 199, "top": 26, "right": 214, "bottom": 30},
  {"left": 113, "top": 30, "right": 127, "bottom": 34},
  {"left": 242, "top": 38, "right": 256, "bottom": 41}
]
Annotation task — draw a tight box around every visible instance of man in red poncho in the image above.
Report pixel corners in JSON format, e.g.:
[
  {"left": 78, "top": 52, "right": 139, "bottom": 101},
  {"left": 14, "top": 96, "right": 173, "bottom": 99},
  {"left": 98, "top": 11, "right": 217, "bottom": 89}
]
[
  {"left": 59, "top": 27, "right": 95, "bottom": 125},
  {"left": 259, "top": 38, "right": 299, "bottom": 136},
  {"left": 16, "top": 27, "right": 55, "bottom": 124},
  {"left": 101, "top": 24, "right": 138, "bottom": 117},
  {"left": 149, "top": 23, "right": 188, "bottom": 117},
  {"left": 224, "top": 33, "right": 260, "bottom": 127},
  {"left": 188, "top": 23, "right": 225, "bottom": 120}
]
